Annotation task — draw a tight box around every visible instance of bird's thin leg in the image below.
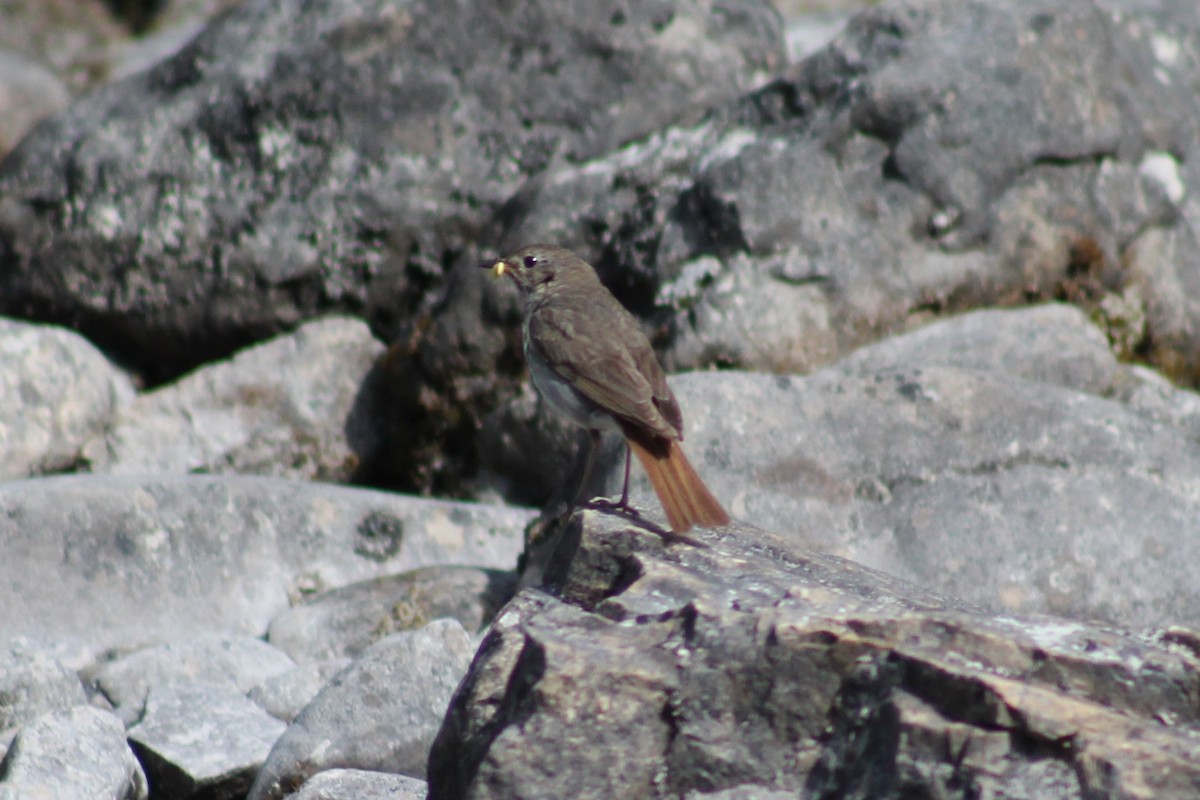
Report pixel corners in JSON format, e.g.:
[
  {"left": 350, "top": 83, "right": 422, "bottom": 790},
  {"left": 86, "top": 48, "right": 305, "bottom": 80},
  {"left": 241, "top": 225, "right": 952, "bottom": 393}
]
[
  {"left": 576, "top": 432, "right": 642, "bottom": 519},
  {"left": 616, "top": 442, "right": 632, "bottom": 509},
  {"left": 571, "top": 429, "right": 603, "bottom": 508}
]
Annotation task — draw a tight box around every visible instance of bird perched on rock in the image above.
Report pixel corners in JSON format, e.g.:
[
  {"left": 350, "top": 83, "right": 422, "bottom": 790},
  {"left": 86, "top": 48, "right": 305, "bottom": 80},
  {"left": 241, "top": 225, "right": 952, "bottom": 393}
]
[{"left": 483, "top": 244, "right": 729, "bottom": 533}]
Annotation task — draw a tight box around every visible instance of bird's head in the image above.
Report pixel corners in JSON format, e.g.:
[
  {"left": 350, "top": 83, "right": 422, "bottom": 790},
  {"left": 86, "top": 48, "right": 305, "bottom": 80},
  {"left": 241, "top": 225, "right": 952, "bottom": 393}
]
[{"left": 481, "top": 244, "right": 593, "bottom": 299}]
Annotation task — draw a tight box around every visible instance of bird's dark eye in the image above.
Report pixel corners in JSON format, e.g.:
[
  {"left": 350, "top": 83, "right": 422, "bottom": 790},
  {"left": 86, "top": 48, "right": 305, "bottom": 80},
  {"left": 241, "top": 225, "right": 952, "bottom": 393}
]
[{"left": 523, "top": 255, "right": 538, "bottom": 269}]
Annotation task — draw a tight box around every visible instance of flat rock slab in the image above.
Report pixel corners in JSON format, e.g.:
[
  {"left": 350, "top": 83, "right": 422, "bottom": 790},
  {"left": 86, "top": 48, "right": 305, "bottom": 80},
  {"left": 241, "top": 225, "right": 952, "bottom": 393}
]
[
  {"left": 428, "top": 512, "right": 1200, "bottom": 799},
  {"left": 0, "top": 474, "right": 530, "bottom": 661},
  {"left": 128, "top": 682, "right": 286, "bottom": 800},
  {"left": 90, "top": 634, "right": 297, "bottom": 723},
  {"left": 831, "top": 304, "right": 1121, "bottom": 395}
]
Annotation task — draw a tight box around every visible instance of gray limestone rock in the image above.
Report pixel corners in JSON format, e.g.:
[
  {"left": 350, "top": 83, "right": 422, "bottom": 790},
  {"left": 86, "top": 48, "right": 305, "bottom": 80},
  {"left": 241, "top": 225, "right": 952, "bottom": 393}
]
[
  {"left": 249, "top": 620, "right": 474, "bottom": 800},
  {"left": 291, "top": 769, "right": 427, "bottom": 800},
  {"left": 442, "top": 0, "right": 1200, "bottom": 504},
  {"left": 491, "top": 0, "right": 1200, "bottom": 375},
  {"left": 81, "top": 316, "right": 385, "bottom": 483},
  {"left": 3, "top": 2, "right": 1200, "bottom": 795},
  {"left": 89, "top": 635, "right": 296, "bottom": 725},
  {"left": 0, "top": 317, "right": 134, "bottom": 481},
  {"left": 0, "top": 0, "right": 123, "bottom": 94},
  {"left": 0, "top": 474, "right": 530, "bottom": 661},
  {"left": 831, "top": 303, "right": 1121, "bottom": 396},
  {"left": 604, "top": 364, "right": 1200, "bottom": 630},
  {"left": 1114, "top": 364, "right": 1200, "bottom": 444},
  {"left": 0, "top": 50, "right": 71, "bottom": 156},
  {"left": 0, "top": 0, "right": 783, "bottom": 379},
  {"left": 266, "top": 565, "right": 517, "bottom": 664},
  {"left": 128, "top": 681, "right": 287, "bottom": 800},
  {"left": 0, "top": 705, "right": 147, "bottom": 800},
  {"left": 428, "top": 512, "right": 1200, "bottom": 799},
  {"left": 0, "top": 643, "right": 86, "bottom": 737},
  {"left": 248, "top": 660, "right": 351, "bottom": 724}
]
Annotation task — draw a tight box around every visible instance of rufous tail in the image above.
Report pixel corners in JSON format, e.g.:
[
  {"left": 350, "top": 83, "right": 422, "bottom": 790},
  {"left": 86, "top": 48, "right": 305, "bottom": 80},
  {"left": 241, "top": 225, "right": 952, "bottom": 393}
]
[{"left": 626, "top": 434, "right": 730, "bottom": 533}]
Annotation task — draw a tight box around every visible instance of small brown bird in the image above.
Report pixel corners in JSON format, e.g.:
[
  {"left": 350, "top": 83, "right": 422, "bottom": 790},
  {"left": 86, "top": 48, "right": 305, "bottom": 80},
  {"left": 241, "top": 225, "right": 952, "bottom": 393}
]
[{"left": 484, "top": 244, "right": 729, "bottom": 533}]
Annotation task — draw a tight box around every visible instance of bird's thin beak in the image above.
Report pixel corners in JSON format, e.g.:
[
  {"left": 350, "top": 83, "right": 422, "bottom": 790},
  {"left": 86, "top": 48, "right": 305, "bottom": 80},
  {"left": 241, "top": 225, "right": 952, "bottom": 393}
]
[{"left": 480, "top": 258, "right": 509, "bottom": 278}]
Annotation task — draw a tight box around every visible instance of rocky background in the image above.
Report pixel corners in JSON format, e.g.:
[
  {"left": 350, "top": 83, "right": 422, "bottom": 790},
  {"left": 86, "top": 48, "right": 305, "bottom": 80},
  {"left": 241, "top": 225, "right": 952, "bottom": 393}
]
[{"left": 2, "top": 0, "right": 1200, "bottom": 798}]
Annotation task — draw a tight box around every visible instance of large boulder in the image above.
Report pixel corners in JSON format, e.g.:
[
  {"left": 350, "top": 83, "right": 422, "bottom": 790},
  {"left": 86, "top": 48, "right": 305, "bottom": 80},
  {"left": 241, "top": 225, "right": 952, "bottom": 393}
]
[
  {"left": 429, "top": 511, "right": 1200, "bottom": 799},
  {"left": 0, "top": 0, "right": 783, "bottom": 380},
  {"left": 405, "top": 0, "right": 1200, "bottom": 497},
  {"left": 0, "top": 474, "right": 529, "bottom": 661}
]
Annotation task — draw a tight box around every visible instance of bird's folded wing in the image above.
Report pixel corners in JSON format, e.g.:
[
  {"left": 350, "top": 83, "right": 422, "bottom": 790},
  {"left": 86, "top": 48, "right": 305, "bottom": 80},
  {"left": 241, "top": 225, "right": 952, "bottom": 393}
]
[{"left": 528, "top": 302, "right": 679, "bottom": 440}]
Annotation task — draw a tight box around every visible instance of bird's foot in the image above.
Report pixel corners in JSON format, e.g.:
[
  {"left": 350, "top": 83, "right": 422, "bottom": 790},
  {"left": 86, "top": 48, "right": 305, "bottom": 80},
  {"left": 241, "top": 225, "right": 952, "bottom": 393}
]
[
  {"left": 582, "top": 496, "right": 640, "bottom": 517},
  {"left": 579, "top": 497, "right": 705, "bottom": 548}
]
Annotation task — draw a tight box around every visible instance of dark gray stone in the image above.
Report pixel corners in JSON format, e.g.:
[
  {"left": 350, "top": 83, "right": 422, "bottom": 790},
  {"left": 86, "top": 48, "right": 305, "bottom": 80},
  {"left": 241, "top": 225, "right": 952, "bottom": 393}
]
[
  {"left": 0, "top": 317, "right": 134, "bottom": 480},
  {"left": 249, "top": 619, "right": 473, "bottom": 800},
  {"left": 266, "top": 565, "right": 517, "bottom": 664},
  {"left": 291, "top": 769, "right": 427, "bottom": 800},
  {"left": 81, "top": 316, "right": 384, "bottom": 483},
  {"left": 0, "top": 475, "right": 529, "bottom": 661},
  {"left": 489, "top": 0, "right": 1199, "bottom": 372},
  {"left": 0, "top": 0, "right": 783, "bottom": 379},
  {"left": 0, "top": 705, "right": 147, "bottom": 800},
  {"left": 850, "top": 1, "right": 1135, "bottom": 238},
  {"left": 128, "top": 681, "right": 287, "bottom": 800},
  {"left": 428, "top": 512, "right": 1200, "bottom": 799},
  {"left": 447, "top": 0, "right": 1200, "bottom": 508}
]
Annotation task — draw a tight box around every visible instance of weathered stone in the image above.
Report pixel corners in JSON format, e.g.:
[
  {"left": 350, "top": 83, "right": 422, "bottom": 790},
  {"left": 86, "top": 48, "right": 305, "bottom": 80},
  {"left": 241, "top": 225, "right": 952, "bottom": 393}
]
[
  {"left": 82, "top": 316, "right": 385, "bottom": 483},
  {"left": 0, "top": 474, "right": 529, "bottom": 661},
  {"left": 0, "top": 706, "right": 147, "bottom": 800},
  {"left": 0, "top": 643, "right": 86, "bottom": 736},
  {"left": 266, "top": 565, "right": 517, "bottom": 664},
  {"left": 606, "top": 367, "right": 1200, "bottom": 630},
  {"left": 291, "top": 768, "right": 427, "bottom": 800},
  {"left": 450, "top": 0, "right": 1200, "bottom": 507},
  {"left": 249, "top": 620, "right": 474, "bottom": 799},
  {"left": 1123, "top": 150, "right": 1200, "bottom": 381},
  {"left": 428, "top": 512, "right": 1200, "bottom": 799},
  {"left": 111, "top": 0, "right": 246, "bottom": 83},
  {"left": 1, "top": 2, "right": 1200, "bottom": 794},
  {"left": 128, "top": 682, "right": 287, "bottom": 800},
  {"left": 0, "top": 0, "right": 783, "bottom": 379},
  {"left": 832, "top": 303, "right": 1121, "bottom": 396},
  {"left": 248, "top": 660, "right": 351, "bottom": 724},
  {"left": 0, "top": 318, "right": 134, "bottom": 481},
  {"left": 0, "top": 50, "right": 71, "bottom": 156},
  {"left": 781, "top": 6, "right": 854, "bottom": 64},
  {"left": 0, "top": 0, "right": 123, "bottom": 92},
  {"left": 1114, "top": 364, "right": 1200, "bottom": 443},
  {"left": 89, "top": 635, "right": 296, "bottom": 725}
]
